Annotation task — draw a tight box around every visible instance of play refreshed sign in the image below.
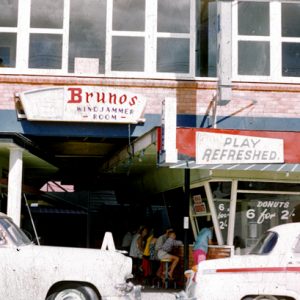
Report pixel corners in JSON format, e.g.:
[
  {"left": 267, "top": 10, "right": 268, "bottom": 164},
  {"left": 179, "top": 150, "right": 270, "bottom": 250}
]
[{"left": 196, "top": 132, "right": 284, "bottom": 164}]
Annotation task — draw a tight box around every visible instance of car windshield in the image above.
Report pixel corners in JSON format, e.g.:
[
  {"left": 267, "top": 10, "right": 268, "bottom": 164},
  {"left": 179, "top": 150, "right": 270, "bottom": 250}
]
[
  {"left": 249, "top": 231, "right": 278, "bottom": 255},
  {"left": 0, "top": 217, "right": 31, "bottom": 246}
]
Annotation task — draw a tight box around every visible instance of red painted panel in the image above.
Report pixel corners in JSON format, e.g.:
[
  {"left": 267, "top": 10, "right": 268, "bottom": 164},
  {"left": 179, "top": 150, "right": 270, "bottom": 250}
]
[{"left": 158, "top": 128, "right": 300, "bottom": 163}]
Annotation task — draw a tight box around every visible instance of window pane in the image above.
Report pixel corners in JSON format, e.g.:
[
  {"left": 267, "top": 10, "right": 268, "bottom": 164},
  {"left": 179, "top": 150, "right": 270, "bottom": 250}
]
[
  {"left": 157, "top": 38, "right": 190, "bottom": 73},
  {"left": 238, "top": 41, "right": 270, "bottom": 76},
  {"left": 196, "top": 0, "right": 217, "bottom": 77},
  {"left": 69, "top": 0, "right": 106, "bottom": 73},
  {"left": 0, "top": 33, "right": 17, "bottom": 67},
  {"left": 30, "top": 0, "right": 63, "bottom": 28},
  {"left": 157, "top": 0, "right": 190, "bottom": 33},
  {"left": 29, "top": 34, "right": 62, "bottom": 69},
  {"left": 0, "top": 0, "right": 18, "bottom": 27},
  {"left": 282, "top": 3, "right": 300, "bottom": 38},
  {"left": 238, "top": 2, "right": 269, "bottom": 36},
  {"left": 113, "top": 0, "right": 145, "bottom": 31},
  {"left": 282, "top": 43, "right": 300, "bottom": 77},
  {"left": 111, "top": 36, "right": 144, "bottom": 71}
]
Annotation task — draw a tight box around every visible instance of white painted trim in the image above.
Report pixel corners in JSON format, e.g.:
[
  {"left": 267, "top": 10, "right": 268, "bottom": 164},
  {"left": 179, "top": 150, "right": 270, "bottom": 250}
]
[
  {"left": 105, "top": 0, "right": 113, "bottom": 75},
  {"left": 204, "top": 182, "right": 224, "bottom": 245},
  {"left": 16, "top": 0, "right": 30, "bottom": 71},
  {"left": 62, "top": 0, "right": 70, "bottom": 72},
  {"left": 227, "top": 179, "right": 238, "bottom": 246}
]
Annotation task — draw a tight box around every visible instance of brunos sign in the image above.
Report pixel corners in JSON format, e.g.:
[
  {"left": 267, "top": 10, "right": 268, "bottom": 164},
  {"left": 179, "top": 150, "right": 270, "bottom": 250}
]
[{"left": 19, "top": 87, "right": 147, "bottom": 124}]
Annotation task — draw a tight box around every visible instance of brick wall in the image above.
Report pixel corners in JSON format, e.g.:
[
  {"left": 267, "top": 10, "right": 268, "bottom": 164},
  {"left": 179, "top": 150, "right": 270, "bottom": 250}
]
[{"left": 1, "top": 74, "right": 300, "bottom": 119}]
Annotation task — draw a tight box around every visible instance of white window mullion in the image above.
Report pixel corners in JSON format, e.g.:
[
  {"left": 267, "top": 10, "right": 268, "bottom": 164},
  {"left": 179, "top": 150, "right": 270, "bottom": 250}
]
[
  {"left": 16, "top": 0, "right": 31, "bottom": 71},
  {"left": 270, "top": 0, "right": 281, "bottom": 81},
  {"left": 105, "top": 0, "right": 113, "bottom": 74},
  {"left": 189, "top": 0, "right": 196, "bottom": 77},
  {"left": 145, "top": 0, "right": 156, "bottom": 74},
  {"left": 232, "top": 0, "right": 238, "bottom": 79},
  {"left": 29, "top": 28, "right": 64, "bottom": 34},
  {"left": 62, "top": 0, "right": 70, "bottom": 72}
]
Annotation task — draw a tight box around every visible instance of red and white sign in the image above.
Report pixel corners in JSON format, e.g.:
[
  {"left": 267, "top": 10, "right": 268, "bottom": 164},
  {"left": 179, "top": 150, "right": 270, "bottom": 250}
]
[
  {"left": 196, "top": 132, "right": 284, "bottom": 164},
  {"left": 19, "top": 87, "right": 146, "bottom": 124}
]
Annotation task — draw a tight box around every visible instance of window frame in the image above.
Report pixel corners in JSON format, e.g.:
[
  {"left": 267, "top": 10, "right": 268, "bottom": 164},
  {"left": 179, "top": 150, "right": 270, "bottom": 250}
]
[
  {"left": 0, "top": 0, "right": 199, "bottom": 80},
  {"left": 232, "top": 0, "right": 300, "bottom": 83}
]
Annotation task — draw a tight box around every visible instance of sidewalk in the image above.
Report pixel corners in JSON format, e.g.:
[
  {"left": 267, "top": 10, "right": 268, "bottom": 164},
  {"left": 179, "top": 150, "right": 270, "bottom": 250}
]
[
  {"left": 140, "top": 282, "right": 183, "bottom": 300},
  {"left": 141, "top": 286, "right": 182, "bottom": 300}
]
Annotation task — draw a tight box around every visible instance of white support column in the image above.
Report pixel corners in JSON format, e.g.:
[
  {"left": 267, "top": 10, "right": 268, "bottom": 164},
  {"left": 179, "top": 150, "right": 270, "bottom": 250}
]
[
  {"left": 227, "top": 179, "right": 238, "bottom": 246},
  {"left": 7, "top": 147, "right": 23, "bottom": 226},
  {"left": 204, "top": 182, "right": 224, "bottom": 245},
  {"left": 212, "top": 0, "right": 232, "bottom": 127},
  {"left": 217, "top": 0, "right": 232, "bottom": 103}
]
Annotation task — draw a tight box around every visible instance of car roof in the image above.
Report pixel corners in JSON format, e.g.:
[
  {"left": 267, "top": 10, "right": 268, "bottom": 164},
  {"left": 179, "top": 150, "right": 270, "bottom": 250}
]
[{"left": 268, "top": 222, "right": 300, "bottom": 235}]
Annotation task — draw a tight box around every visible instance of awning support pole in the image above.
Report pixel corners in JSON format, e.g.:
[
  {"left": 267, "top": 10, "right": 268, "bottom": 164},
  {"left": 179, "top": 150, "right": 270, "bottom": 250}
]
[
  {"left": 204, "top": 182, "right": 224, "bottom": 245},
  {"left": 183, "top": 168, "right": 190, "bottom": 272}
]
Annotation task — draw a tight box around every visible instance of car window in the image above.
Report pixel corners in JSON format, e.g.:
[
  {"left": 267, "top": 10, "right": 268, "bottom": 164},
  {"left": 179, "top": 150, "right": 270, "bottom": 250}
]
[
  {"left": 249, "top": 231, "right": 278, "bottom": 255},
  {"left": 0, "top": 229, "right": 7, "bottom": 246},
  {"left": 0, "top": 218, "right": 31, "bottom": 246}
]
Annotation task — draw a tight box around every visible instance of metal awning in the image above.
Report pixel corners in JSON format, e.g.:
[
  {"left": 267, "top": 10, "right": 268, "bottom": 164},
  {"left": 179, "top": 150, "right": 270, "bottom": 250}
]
[{"left": 168, "top": 161, "right": 300, "bottom": 173}]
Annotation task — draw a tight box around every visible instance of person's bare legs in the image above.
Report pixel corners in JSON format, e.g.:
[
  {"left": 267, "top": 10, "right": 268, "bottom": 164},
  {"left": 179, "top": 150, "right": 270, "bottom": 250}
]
[{"left": 168, "top": 255, "right": 179, "bottom": 279}]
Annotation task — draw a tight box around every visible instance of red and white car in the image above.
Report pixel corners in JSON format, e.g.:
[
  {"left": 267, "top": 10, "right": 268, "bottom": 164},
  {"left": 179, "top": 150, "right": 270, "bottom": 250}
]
[{"left": 182, "top": 222, "right": 300, "bottom": 300}]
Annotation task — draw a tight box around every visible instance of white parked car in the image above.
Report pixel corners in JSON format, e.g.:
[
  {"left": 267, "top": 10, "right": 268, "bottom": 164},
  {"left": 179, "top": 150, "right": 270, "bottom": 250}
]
[
  {"left": 182, "top": 222, "right": 300, "bottom": 300},
  {"left": 0, "top": 213, "right": 140, "bottom": 300}
]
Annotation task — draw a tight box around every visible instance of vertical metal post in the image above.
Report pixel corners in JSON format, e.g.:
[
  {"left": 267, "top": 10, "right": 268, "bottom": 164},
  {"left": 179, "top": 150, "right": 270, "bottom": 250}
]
[
  {"left": 184, "top": 168, "right": 190, "bottom": 271},
  {"left": 86, "top": 192, "right": 91, "bottom": 247}
]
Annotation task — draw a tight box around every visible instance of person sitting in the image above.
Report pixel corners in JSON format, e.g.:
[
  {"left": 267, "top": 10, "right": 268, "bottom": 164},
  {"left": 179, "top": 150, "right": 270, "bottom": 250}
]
[
  {"left": 157, "top": 230, "right": 183, "bottom": 280},
  {"left": 155, "top": 227, "right": 173, "bottom": 278},
  {"left": 192, "top": 220, "right": 214, "bottom": 265}
]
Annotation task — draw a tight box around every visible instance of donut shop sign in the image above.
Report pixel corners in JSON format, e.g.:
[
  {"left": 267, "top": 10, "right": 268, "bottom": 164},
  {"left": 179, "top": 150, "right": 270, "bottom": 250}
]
[{"left": 19, "top": 87, "right": 146, "bottom": 124}]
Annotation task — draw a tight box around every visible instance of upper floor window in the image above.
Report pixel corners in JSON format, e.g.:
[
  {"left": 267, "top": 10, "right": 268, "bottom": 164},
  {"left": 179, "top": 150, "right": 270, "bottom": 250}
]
[
  {"left": 233, "top": 0, "right": 300, "bottom": 82},
  {"left": 0, "top": 0, "right": 18, "bottom": 68},
  {"left": 0, "top": 0, "right": 217, "bottom": 79}
]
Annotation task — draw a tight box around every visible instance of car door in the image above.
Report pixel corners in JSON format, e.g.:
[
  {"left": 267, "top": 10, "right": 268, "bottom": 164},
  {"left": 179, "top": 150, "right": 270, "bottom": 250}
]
[
  {"left": 285, "top": 234, "right": 300, "bottom": 297},
  {"left": 0, "top": 235, "right": 37, "bottom": 299}
]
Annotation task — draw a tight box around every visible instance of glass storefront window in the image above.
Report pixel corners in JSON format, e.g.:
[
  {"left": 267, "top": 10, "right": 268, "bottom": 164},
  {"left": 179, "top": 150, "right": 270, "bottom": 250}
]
[
  {"left": 238, "top": 41, "right": 270, "bottom": 76},
  {"left": 30, "top": 0, "right": 63, "bottom": 28},
  {"left": 157, "top": 0, "right": 190, "bottom": 33},
  {"left": 233, "top": 181, "right": 300, "bottom": 253},
  {"left": 157, "top": 38, "right": 190, "bottom": 73},
  {"left": 238, "top": 1, "right": 269, "bottom": 36},
  {"left": 29, "top": 34, "right": 62, "bottom": 69},
  {"left": 68, "top": 0, "right": 106, "bottom": 74},
  {"left": 0, "top": 0, "right": 18, "bottom": 27},
  {"left": 0, "top": 33, "right": 17, "bottom": 68},
  {"left": 190, "top": 181, "right": 300, "bottom": 255},
  {"left": 111, "top": 36, "right": 144, "bottom": 72},
  {"left": 113, "top": 0, "right": 145, "bottom": 31}
]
